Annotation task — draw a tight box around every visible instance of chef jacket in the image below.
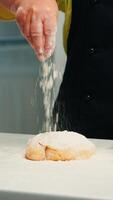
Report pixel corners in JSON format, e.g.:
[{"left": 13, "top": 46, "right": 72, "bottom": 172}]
[{"left": 54, "top": 0, "right": 113, "bottom": 139}]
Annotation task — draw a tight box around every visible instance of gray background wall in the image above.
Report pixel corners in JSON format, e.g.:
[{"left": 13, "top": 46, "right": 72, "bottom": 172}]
[{"left": 0, "top": 12, "right": 66, "bottom": 134}]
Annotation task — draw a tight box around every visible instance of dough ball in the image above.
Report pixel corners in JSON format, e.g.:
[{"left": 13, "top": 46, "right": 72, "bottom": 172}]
[{"left": 25, "top": 131, "right": 96, "bottom": 161}]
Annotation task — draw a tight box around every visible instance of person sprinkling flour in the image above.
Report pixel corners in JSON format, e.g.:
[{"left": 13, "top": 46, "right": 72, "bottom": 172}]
[{"left": 1, "top": 0, "right": 113, "bottom": 139}]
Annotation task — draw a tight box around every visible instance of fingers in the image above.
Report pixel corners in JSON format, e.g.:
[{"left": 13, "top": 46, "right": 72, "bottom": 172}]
[
  {"left": 31, "top": 13, "right": 45, "bottom": 61},
  {"left": 16, "top": 8, "right": 33, "bottom": 46},
  {"left": 16, "top": 8, "right": 45, "bottom": 61},
  {"left": 23, "top": 9, "right": 33, "bottom": 45},
  {"left": 16, "top": 7, "right": 27, "bottom": 33},
  {"left": 44, "top": 16, "right": 57, "bottom": 59}
]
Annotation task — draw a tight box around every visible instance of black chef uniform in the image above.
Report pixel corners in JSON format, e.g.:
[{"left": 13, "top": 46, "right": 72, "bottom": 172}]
[{"left": 53, "top": 0, "right": 113, "bottom": 139}]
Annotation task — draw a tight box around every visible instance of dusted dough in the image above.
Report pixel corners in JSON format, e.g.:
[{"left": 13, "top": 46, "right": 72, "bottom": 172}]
[{"left": 25, "top": 131, "right": 96, "bottom": 161}]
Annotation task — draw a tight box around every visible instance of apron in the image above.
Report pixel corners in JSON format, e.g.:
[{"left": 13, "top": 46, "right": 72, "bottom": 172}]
[{"left": 54, "top": 0, "right": 113, "bottom": 139}]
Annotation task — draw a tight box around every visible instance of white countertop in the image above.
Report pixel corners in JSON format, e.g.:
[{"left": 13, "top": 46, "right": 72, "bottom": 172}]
[{"left": 0, "top": 133, "right": 113, "bottom": 200}]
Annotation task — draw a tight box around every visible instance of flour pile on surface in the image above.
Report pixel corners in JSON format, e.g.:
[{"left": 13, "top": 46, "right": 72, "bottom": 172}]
[{"left": 25, "top": 131, "right": 96, "bottom": 161}]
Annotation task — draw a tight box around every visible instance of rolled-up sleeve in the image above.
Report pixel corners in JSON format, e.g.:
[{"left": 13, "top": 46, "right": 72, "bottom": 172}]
[{"left": 56, "top": 0, "right": 72, "bottom": 52}]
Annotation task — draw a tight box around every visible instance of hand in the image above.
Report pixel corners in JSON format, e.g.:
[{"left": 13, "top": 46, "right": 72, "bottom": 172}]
[{"left": 10, "top": 0, "right": 58, "bottom": 61}]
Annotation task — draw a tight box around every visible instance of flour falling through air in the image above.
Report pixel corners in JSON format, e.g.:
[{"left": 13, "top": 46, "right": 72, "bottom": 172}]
[{"left": 40, "top": 57, "right": 63, "bottom": 132}]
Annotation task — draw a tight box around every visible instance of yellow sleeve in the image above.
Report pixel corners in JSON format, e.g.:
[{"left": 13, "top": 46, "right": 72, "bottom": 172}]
[
  {"left": 0, "top": 3, "right": 15, "bottom": 20},
  {"left": 56, "top": 0, "right": 72, "bottom": 52},
  {"left": 56, "top": 0, "right": 66, "bottom": 12}
]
